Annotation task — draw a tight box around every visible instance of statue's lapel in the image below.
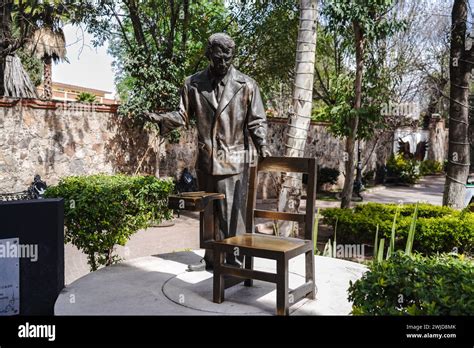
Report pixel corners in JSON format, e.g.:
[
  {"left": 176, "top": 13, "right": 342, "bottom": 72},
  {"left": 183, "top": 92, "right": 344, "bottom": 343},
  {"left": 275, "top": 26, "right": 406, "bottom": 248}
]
[
  {"left": 215, "top": 66, "right": 245, "bottom": 119},
  {"left": 193, "top": 69, "right": 218, "bottom": 111},
  {"left": 201, "top": 86, "right": 218, "bottom": 111}
]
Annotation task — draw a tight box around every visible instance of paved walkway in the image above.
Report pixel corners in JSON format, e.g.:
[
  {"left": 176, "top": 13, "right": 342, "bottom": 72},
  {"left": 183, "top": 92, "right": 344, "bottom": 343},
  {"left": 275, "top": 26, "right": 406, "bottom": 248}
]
[
  {"left": 362, "top": 175, "right": 444, "bottom": 205},
  {"left": 65, "top": 211, "right": 200, "bottom": 284},
  {"left": 64, "top": 175, "right": 445, "bottom": 285},
  {"left": 315, "top": 175, "right": 444, "bottom": 208},
  {"left": 56, "top": 251, "right": 367, "bottom": 315}
]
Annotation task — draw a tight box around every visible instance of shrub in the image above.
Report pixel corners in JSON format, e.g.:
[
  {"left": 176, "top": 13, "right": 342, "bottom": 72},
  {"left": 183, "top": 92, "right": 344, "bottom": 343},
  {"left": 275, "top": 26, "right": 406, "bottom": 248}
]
[
  {"left": 348, "top": 252, "right": 474, "bottom": 315},
  {"left": 419, "top": 160, "right": 443, "bottom": 176},
  {"left": 44, "top": 174, "right": 174, "bottom": 271},
  {"left": 321, "top": 203, "right": 474, "bottom": 254},
  {"left": 317, "top": 167, "right": 340, "bottom": 191},
  {"left": 386, "top": 154, "right": 420, "bottom": 184},
  {"left": 76, "top": 92, "right": 97, "bottom": 103},
  {"left": 353, "top": 202, "right": 455, "bottom": 219}
]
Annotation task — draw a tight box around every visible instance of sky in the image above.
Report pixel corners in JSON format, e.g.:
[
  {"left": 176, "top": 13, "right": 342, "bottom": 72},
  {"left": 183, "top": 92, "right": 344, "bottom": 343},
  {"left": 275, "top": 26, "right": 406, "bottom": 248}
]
[{"left": 52, "top": 25, "right": 116, "bottom": 97}]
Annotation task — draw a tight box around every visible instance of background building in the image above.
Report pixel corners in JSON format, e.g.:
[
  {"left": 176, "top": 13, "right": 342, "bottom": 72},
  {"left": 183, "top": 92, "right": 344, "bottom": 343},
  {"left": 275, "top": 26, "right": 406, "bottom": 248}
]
[{"left": 37, "top": 82, "right": 118, "bottom": 105}]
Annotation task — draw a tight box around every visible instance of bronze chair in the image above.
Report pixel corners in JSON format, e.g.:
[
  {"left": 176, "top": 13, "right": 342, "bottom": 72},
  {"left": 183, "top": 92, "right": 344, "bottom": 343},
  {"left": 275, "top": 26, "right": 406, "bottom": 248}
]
[{"left": 212, "top": 156, "right": 317, "bottom": 315}]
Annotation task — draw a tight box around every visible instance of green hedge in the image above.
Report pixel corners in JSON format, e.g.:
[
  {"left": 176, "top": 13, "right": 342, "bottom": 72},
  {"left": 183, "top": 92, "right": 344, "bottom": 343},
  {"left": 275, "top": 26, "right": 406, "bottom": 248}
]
[
  {"left": 322, "top": 203, "right": 474, "bottom": 254},
  {"left": 352, "top": 202, "right": 455, "bottom": 219},
  {"left": 45, "top": 174, "right": 174, "bottom": 271},
  {"left": 348, "top": 252, "right": 474, "bottom": 315}
]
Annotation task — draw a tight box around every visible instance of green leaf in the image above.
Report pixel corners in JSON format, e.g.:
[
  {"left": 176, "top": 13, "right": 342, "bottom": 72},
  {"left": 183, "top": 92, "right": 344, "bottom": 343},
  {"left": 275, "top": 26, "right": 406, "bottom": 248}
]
[
  {"left": 373, "top": 224, "right": 379, "bottom": 263},
  {"left": 377, "top": 238, "right": 385, "bottom": 263},
  {"left": 313, "top": 208, "right": 320, "bottom": 255},
  {"left": 387, "top": 205, "right": 400, "bottom": 260},
  {"left": 405, "top": 202, "right": 419, "bottom": 256}
]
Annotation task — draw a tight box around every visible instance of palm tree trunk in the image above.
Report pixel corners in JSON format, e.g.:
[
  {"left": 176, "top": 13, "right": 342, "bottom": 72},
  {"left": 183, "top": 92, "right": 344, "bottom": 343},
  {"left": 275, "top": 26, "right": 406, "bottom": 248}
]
[
  {"left": 43, "top": 56, "right": 53, "bottom": 99},
  {"left": 277, "top": 0, "right": 318, "bottom": 237},
  {"left": 443, "top": 0, "right": 470, "bottom": 208},
  {"left": 340, "top": 20, "right": 364, "bottom": 208}
]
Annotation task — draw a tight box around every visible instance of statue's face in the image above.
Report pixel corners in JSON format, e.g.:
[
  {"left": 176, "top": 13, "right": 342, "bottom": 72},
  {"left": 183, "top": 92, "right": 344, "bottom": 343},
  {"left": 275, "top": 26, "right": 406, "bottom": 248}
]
[{"left": 208, "top": 45, "right": 233, "bottom": 76}]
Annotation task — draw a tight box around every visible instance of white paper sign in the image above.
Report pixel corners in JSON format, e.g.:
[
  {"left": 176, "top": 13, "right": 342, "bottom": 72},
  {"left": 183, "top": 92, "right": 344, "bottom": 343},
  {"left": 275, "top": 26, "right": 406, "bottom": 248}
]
[{"left": 0, "top": 238, "right": 20, "bottom": 315}]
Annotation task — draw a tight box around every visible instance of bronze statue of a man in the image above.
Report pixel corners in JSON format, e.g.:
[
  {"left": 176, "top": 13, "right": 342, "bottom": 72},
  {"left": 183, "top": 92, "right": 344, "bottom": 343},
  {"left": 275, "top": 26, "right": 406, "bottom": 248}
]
[{"left": 146, "top": 33, "right": 270, "bottom": 270}]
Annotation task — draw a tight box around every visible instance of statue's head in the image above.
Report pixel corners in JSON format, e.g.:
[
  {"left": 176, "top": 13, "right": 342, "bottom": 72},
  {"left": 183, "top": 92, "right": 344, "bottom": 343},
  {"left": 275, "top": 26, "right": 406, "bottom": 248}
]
[{"left": 205, "top": 33, "right": 235, "bottom": 77}]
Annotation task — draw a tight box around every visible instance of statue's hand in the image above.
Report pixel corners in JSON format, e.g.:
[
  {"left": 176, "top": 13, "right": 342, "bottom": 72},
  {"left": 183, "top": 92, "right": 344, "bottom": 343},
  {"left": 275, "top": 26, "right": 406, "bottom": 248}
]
[{"left": 259, "top": 145, "right": 271, "bottom": 158}]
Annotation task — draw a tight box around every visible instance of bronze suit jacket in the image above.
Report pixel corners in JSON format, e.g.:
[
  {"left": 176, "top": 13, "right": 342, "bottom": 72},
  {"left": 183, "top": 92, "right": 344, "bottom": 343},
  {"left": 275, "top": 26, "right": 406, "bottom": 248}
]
[{"left": 158, "top": 66, "right": 268, "bottom": 175}]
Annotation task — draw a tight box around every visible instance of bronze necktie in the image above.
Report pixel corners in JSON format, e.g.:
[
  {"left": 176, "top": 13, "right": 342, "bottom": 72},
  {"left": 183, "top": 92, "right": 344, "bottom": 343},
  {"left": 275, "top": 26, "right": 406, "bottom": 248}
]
[{"left": 213, "top": 79, "right": 224, "bottom": 102}]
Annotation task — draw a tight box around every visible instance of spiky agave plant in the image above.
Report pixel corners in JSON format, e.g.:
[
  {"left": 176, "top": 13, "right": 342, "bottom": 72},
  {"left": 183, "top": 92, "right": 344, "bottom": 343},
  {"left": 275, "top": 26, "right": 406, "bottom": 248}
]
[
  {"left": 386, "top": 204, "right": 401, "bottom": 260},
  {"left": 374, "top": 202, "right": 419, "bottom": 264},
  {"left": 405, "top": 202, "right": 419, "bottom": 256}
]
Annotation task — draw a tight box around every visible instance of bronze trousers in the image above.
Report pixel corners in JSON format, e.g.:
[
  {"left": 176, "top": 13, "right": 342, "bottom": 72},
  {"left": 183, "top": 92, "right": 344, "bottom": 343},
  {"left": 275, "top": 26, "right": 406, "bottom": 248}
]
[{"left": 196, "top": 168, "right": 248, "bottom": 266}]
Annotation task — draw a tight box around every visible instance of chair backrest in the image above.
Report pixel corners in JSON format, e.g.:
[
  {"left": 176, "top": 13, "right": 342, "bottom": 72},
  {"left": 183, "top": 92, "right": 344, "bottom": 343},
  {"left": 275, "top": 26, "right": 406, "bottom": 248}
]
[{"left": 246, "top": 156, "right": 317, "bottom": 240}]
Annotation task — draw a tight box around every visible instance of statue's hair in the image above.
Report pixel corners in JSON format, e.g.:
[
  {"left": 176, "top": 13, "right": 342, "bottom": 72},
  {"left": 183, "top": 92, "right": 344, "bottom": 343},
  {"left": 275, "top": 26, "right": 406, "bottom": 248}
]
[{"left": 205, "top": 33, "right": 235, "bottom": 57}]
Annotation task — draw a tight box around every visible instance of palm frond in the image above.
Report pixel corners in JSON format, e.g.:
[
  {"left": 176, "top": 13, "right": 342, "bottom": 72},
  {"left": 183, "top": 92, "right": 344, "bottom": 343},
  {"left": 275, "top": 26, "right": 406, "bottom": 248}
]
[
  {"left": 4, "top": 54, "right": 38, "bottom": 98},
  {"left": 26, "top": 27, "right": 67, "bottom": 62}
]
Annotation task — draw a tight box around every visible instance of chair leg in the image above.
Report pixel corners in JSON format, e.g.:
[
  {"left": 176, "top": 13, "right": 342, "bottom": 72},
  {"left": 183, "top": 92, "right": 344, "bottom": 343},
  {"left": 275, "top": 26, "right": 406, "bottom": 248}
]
[
  {"left": 306, "top": 249, "right": 316, "bottom": 300},
  {"left": 244, "top": 254, "right": 253, "bottom": 287},
  {"left": 276, "top": 257, "right": 289, "bottom": 316},
  {"left": 213, "top": 248, "right": 225, "bottom": 303}
]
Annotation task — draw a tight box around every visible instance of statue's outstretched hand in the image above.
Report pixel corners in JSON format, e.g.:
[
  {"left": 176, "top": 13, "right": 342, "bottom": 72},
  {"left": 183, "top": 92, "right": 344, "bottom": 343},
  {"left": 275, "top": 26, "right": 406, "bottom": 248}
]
[{"left": 259, "top": 145, "right": 271, "bottom": 158}]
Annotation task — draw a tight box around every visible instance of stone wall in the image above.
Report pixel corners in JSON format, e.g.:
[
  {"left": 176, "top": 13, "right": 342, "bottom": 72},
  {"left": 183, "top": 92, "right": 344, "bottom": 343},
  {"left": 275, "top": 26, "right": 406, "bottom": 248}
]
[
  {"left": 159, "top": 118, "right": 394, "bottom": 176},
  {"left": 0, "top": 98, "right": 161, "bottom": 193},
  {"left": 264, "top": 118, "right": 394, "bottom": 173},
  {"left": 158, "top": 127, "right": 198, "bottom": 179},
  {"left": 158, "top": 117, "right": 395, "bottom": 198},
  {"left": 0, "top": 99, "right": 445, "bottom": 197},
  {"left": 257, "top": 118, "right": 394, "bottom": 198}
]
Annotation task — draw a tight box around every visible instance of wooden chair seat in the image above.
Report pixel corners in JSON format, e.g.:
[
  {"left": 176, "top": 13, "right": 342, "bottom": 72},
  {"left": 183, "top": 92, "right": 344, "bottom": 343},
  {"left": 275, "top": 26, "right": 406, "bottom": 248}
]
[
  {"left": 212, "top": 156, "right": 318, "bottom": 315},
  {"left": 215, "top": 233, "right": 312, "bottom": 256}
]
